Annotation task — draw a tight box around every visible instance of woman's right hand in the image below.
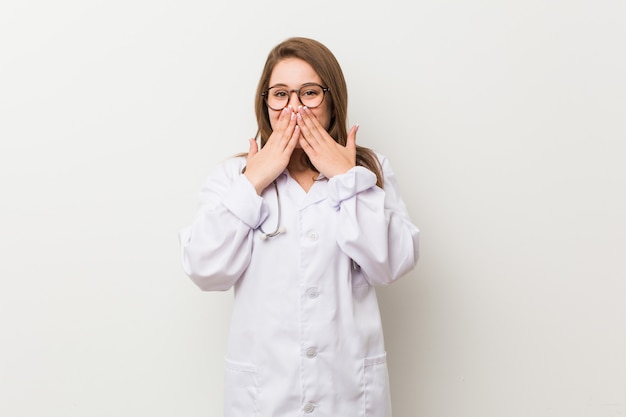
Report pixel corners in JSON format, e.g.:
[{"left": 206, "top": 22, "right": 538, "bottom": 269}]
[{"left": 244, "top": 107, "right": 299, "bottom": 194}]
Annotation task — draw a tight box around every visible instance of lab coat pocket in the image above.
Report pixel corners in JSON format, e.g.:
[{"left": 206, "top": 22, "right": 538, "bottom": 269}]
[
  {"left": 224, "top": 358, "right": 259, "bottom": 417},
  {"left": 362, "top": 353, "right": 392, "bottom": 417}
]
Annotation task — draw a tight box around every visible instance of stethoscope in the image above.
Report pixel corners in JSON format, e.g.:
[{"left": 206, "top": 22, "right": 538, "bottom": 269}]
[{"left": 258, "top": 180, "right": 286, "bottom": 240}]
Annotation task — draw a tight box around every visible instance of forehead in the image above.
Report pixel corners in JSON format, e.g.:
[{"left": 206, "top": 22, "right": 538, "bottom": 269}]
[{"left": 269, "top": 58, "right": 322, "bottom": 86}]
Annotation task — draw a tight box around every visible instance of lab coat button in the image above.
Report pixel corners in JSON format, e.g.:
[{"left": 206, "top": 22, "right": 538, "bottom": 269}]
[
  {"left": 305, "top": 347, "right": 317, "bottom": 358},
  {"left": 308, "top": 231, "right": 319, "bottom": 241},
  {"left": 303, "top": 402, "right": 316, "bottom": 413},
  {"left": 306, "top": 287, "right": 319, "bottom": 299}
]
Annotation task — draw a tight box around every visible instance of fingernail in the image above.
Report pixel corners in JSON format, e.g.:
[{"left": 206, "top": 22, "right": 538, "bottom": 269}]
[{"left": 290, "top": 112, "right": 295, "bottom": 120}]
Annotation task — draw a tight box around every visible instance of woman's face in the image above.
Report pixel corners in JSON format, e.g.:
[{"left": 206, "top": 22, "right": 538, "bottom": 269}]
[{"left": 267, "top": 58, "right": 331, "bottom": 132}]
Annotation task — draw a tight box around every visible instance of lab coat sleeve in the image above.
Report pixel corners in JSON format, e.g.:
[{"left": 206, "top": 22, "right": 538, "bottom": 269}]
[
  {"left": 178, "top": 158, "right": 268, "bottom": 291},
  {"left": 327, "top": 155, "right": 419, "bottom": 286}
]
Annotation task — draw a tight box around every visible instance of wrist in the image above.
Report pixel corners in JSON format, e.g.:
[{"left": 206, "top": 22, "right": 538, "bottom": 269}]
[{"left": 243, "top": 171, "right": 268, "bottom": 195}]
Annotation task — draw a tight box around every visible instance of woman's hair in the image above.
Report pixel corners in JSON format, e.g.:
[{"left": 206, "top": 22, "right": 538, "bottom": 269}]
[{"left": 253, "top": 37, "right": 384, "bottom": 188}]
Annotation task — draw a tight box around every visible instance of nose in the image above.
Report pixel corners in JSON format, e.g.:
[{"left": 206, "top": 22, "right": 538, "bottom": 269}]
[{"left": 287, "top": 90, "right": 301, "bottom": 109}]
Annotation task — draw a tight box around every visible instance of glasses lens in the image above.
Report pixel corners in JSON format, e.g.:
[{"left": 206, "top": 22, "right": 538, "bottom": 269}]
[
  {"left": 266, "top": 88, "right": 289, "bottom": 110},
  {"left": 299, "top": 85, "right": 324, "bottom": 108}
]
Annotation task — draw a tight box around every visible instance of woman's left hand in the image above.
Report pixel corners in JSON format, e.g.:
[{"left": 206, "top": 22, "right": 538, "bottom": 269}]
[{"left": 297, "top": 106, "right": 358, "bottom": 178}]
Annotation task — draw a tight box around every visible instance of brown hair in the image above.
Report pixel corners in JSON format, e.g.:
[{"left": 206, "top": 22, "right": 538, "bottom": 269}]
[{"left": 253, "top": 37, "right": 384, "bottom": 188}]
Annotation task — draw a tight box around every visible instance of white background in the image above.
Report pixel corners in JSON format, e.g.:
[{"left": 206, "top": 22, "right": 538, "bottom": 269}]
[{"left": 1, "top": 0, "right": 625, "bottom": 416}]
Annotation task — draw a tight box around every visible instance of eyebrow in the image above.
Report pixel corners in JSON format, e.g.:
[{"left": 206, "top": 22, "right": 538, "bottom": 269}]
[{"left": 268, "top": 82, "right": 319, "bottom": 89}]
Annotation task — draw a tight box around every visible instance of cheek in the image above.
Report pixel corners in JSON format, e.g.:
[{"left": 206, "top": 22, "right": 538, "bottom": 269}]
[
  {"left": 312, "top": 108, "right": 332, "bottom": 130},
  {"left": 268, "top": 111, "right": 280, "bottom": 130}
]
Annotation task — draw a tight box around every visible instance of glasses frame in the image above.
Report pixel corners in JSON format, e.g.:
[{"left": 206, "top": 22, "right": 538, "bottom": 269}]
[{"left": 261, "top": 83, "right": 330, "bottom": 111}]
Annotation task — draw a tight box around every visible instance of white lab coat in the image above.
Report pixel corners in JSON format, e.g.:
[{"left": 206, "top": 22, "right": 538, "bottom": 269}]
[{"left": 179, "top": 153, "right": 419, "bottom": 417}]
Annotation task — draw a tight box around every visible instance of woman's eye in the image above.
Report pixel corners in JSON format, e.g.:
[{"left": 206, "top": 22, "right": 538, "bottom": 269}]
[
  {"left": 273, "top": 90, "right": 289, "bottom": 98},
  {"left": 302, "top": 89, "right": 319, "bottom": 97}
]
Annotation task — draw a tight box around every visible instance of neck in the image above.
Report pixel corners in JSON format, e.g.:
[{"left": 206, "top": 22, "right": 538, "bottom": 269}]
[
  {"left": 288, "top": 149, "right": 313, "bottom": 173},
  {"left": 287, "top": 150, "right": 318, "bottom": 192}
]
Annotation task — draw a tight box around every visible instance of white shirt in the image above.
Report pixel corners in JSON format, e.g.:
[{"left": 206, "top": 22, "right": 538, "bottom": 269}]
[{"left": 179, "top": 153, "right": 419, "bottom": 417}]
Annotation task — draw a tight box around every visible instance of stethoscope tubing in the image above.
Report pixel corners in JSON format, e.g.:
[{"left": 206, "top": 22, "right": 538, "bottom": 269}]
[{"left": 258, "top": 180, "right": 285, "bottom": 240}]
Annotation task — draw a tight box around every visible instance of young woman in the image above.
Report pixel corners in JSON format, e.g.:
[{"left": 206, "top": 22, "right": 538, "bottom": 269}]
[{"left": 179, "top": 37, "right": 419, "bottom": 417}]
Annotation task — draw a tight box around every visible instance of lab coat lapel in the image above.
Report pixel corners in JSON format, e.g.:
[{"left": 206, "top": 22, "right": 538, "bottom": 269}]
[
  {"left": 301, "top": 176, "right": 328, "bottom": 209},
  {"left": 281, "top": 172, "right": 327, "bottom": 209}
]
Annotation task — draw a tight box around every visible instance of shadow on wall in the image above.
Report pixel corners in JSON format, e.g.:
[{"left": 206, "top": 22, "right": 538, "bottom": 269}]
[{"left": 377, "top": 267, "right": 430, "bottom": 410}]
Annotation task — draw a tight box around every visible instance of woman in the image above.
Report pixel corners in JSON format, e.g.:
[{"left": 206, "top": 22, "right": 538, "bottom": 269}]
[{"left": 179, "top": 37, "right": 419, "bottom": 417}]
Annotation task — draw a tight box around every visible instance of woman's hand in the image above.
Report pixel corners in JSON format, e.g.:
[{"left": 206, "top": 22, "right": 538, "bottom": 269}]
[
  {"left": 244, "top": 107, "right": 300, "bottom": 194},
  {"left": 297, "top": 106, "right": 357, "bottom": 178}
]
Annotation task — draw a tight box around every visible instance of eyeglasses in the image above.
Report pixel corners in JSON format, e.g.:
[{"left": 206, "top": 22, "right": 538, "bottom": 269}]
[{"left": 261, "top": 83, "right": 330, "bottom": 111}]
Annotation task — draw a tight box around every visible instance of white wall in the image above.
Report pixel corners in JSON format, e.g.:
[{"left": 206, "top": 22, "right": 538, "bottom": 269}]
[{"left": 1, "top": 0, "right": 624, "bottom": 416}]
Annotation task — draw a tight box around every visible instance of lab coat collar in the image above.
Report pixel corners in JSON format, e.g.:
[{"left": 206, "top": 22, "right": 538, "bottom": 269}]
[{"left": 279, "top": 170, "right": 328, "bottom": 209}]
